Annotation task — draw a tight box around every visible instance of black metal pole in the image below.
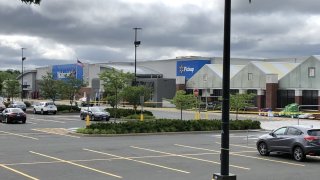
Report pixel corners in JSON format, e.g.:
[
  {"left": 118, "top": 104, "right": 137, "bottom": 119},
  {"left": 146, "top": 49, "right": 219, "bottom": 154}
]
[
  {"left": 21, "top": 48, "right": 26, "bottom": 102},
  {"left": 133, "top": 27, "right": 142, "bottom": 85},
  {"left": 221, "top": 0, "right": 231, "bottom": 176},
  {"left": 213, "top": 0, "right": 236, "bottom": 179}
]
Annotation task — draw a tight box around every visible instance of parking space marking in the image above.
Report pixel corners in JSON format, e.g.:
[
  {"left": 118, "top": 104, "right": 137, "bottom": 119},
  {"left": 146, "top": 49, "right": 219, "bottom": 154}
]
[
  {"left": 175, "top": 144, "right": 305, "bottom": 167},
  {"left": 216, "top": 142, "right": 256, "bottom": 149},
  {"left": 32, "top": 128, "right": 80, "bottom": 138},
  {"left": 130, "top": 146, "right": 250, "bottom": 170},
  {"left": 28, "top": 118, "right": 65, "bottom": 123},
  {"left": 29, "top": 151, "right": 122, "bottom": 179},
  {"left": 83, "top": 148, "right": 190, "bottom": 174},
  {"left": 0, "top": 163, "right": 39, "bottom": 180},
  {"left": 0, "top": 131, "right": 38, "bottom": 140}
]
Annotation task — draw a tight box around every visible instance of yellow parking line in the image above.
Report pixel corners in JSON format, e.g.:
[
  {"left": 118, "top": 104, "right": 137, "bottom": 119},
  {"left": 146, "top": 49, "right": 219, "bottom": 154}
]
[
  {"left": 175, "top": 144, "right": 305, "bottom": 167},
  {"left": 32, "top": 129, "right": 80, "bottom": 138},
  {"left": 29, "top": 151, "right": 122, "bottom": 179},
  {"left": 0, "top": 164, "right": 39, "bottom": 180},
  {"left": 0, "top": 131, "right": 38, "bottom": 140},
  {"left": 83, "top": 148, "right": 190, "bottom": 174},
  {"left": 130, "top": 146, "right": 250, "bottom": 170}
]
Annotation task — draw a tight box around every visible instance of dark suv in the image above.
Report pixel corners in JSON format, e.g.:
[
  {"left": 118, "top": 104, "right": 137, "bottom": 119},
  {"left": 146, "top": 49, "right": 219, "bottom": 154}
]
[{"left": 257, "top": 125, "right": 320, "bottom": 161}]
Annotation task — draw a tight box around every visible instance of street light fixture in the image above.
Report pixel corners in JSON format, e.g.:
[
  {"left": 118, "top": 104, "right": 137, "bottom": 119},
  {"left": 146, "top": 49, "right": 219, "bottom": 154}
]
[
  {"left": 21, "top": 48, "right": 26, "bottom": 102},
  {"left": 133, "top": 27, "right": 142, "bottom": 85}
]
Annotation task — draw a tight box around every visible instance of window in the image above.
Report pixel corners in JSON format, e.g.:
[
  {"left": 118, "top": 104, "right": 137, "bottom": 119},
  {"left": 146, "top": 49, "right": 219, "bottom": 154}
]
[
  {"left": 273, "top": 127, "right": 287, "bottom": 135},
  {"left": 308, "top": 67, "right": 315, "bottom": 77},
  {"left": 248, "top": 73, "right": 253, "bottom": 80},
  {"left": 287, "top": 127, "right": 302, "bottom": 136}
]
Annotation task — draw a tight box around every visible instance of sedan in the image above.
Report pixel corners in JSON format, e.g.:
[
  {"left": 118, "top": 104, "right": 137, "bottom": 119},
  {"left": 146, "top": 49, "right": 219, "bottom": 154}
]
[
  {"left": 80, "top": 107, "right": 110, "bottom": 121},
  {"left": 0, "top": 108, "right": 27, "bottom": 124},
  {"left": 8, "top": 101, "right": 27, "bottom": 112},
  {"left": 257, "top": 125, "right": 320, "bottom": 161}
]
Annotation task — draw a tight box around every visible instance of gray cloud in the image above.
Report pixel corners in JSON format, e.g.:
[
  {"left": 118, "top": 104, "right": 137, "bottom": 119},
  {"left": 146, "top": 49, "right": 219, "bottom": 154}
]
[{"left": 0, "top": 0, "right": 320, "bottom": 70}]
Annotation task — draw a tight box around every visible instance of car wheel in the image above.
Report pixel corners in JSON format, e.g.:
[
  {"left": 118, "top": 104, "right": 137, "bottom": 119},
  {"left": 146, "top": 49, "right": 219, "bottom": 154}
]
[
  {"left": 80, "top": 114, "right": 85, "bottom": 120},
  {"left": 41, "top": 109, "right": 44, "bottom": 115},
  {"left": 258, "top": 142, "right": 270, "bottom": 156},
  {"left": 22, "top": 120, "right": 26, "bottom": 124},
  {"left": 91, "top": 115, "right": 95, "bottom": 121},
  {"left": 5, "top": 116, "right": 9, "bottom": 124},
  {"left": 293, "top": 146, "right": 306, "bottom": 162},
  {"left": 33, "top": 109, "right": 37, "bottom": 114},
  {"left": 53, "top": 111, "right": 57, "bottom": 115},
  {"left": 106, "top": 117, "right": 110, "bottom": 121}
]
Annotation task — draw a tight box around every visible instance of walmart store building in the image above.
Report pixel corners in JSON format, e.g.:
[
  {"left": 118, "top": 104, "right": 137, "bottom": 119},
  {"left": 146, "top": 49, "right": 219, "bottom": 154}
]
[{"left": 19, "top": 55, "right": 320, "bottom": 110}]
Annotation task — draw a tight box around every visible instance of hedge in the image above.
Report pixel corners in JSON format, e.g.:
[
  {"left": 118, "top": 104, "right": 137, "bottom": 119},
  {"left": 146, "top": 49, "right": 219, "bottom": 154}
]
[
  {"left": 77, "top": 119, "right": 261, "bottom": 134},
  {"left": 56, "top": 105, "right": 80, "bottom": 112},
  {"left": 106, "top": 108, "right": 153, "bottom": 118}
]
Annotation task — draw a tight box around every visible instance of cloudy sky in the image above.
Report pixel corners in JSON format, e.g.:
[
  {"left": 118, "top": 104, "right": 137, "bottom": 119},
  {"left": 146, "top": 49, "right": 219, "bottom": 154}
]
[{"left": 1, "top": 0, "right": 320, "bottom": 70}]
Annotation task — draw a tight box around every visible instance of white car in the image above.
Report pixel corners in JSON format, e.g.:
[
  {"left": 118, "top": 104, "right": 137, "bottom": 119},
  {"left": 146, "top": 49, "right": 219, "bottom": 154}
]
[{"left": 33, "top": 102, "right": 57, "bottom": 115}]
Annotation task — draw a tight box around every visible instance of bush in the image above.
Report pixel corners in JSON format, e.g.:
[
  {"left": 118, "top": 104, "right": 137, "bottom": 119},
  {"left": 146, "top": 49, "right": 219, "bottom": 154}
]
[
  {"left": 79, "top": 119, "right": 261, "bottom": 134},
  {"left": 56, "top": 104, "right": 80, "bottom": 112},
  {"left": 24, "top": 101, "right": 31, "bottom": 108},
  {"left": 124, "top": 114, "right": 155, "bottom": 120},
  {"left": 106, "top": 108, "right": 153, "bottom": 118}
]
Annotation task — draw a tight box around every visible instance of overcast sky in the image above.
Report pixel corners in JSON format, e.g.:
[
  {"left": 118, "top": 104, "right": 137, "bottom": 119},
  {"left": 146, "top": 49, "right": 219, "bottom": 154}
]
[{"left": 1, "top": 0, "right": 320, "bottom": 70}]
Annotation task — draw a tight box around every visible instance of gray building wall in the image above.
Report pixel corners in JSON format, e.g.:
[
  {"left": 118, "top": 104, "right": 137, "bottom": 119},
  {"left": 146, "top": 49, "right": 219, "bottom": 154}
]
[
  {"left": 186, "top": 65, "right": 222, "bottom": 89},
  {"left": 231, "top": 63, "right": 266, "bottom": 89},
  {"left": 279, "top": 56, "right": 320, "bottom": 90}
]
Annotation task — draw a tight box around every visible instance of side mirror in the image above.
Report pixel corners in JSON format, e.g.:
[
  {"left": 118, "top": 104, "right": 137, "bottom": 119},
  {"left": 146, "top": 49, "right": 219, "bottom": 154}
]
[{"left": 269, "top": 132, "right": 275, "bottom": 137}]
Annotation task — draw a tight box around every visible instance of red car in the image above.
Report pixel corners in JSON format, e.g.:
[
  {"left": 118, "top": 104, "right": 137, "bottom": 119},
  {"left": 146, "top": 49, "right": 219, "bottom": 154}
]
[{"left": 0, "top": 108, "right": 26, "bottom": 124}]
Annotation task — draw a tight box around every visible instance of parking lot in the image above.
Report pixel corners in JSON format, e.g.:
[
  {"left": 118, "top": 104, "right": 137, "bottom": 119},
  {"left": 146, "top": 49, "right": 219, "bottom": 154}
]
[{"left": 0, "top": 113, "right": 320, "bottom": 180}]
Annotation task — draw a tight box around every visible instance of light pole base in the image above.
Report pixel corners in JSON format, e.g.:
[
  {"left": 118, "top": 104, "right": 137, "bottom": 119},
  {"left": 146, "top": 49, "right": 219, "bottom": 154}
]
[{"left": 213, "top": 173, "right": 236, "bottom": 180}]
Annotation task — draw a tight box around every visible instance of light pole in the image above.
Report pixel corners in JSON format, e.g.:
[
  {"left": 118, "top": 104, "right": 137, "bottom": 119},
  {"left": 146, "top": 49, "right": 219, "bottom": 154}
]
[
  {"left": 133, "top": 27, "right": 142, "bottom": 85},
  {"left": 21, "top": 48, "right": 26, "bottom": 102}
]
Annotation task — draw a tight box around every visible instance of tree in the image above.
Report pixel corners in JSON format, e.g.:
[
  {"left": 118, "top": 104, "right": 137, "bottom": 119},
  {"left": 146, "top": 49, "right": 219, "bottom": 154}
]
[
  {"left": 172, "top": 90, "right": 197, "bottom": 120},
  {"left": 121, "top": 86, "right": 151, "bottom": 112},
  {"left": 59, "top": 74, "right": 84, "bottom": 110},
  {"left": 99, "top": 68, "right": 133, "bottom": 120},
  {"left": 38, "top": 73, "right": 62, "bottom": 103},
  {"left": 3, "top": 80, "right": 20, "bottom": 102},
  {"left": 20, "top": 0, "right": 41, "bottom": 4},
  {"left": 230, "top": 93, "right": 255, "bottom": 120},
  {"left": 0, "top": 71, "right": 20, "bottom": 96}
]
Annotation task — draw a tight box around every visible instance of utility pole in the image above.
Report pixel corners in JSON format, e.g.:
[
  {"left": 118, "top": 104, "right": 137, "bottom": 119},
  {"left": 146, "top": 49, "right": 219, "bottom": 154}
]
[
  {"left": 21, "top": 48, "right": 26, "bottom": 102},
  {"left": 133, "top": 27, "right": 142, "bottom": 85}
]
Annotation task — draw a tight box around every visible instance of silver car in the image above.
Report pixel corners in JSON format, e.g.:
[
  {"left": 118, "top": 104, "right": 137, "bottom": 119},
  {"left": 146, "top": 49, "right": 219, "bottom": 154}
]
[{"left": 257, "top": 125, "right": 320, "bottom": 161}]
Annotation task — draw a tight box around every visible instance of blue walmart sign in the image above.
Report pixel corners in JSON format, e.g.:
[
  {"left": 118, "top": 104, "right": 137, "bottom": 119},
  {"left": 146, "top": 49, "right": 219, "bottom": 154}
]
[
  {"left": 52, "top": 64, "right": 83, "bottom": 80},
  {"left": 176, "top": 60, "right": 210, "bottom": 79}
]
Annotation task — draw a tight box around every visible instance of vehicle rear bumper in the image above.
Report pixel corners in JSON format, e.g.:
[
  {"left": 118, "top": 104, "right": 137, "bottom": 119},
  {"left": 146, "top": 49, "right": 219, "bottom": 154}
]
[{"left": 304, "top": 147, "right": 320, "bottom": 156}]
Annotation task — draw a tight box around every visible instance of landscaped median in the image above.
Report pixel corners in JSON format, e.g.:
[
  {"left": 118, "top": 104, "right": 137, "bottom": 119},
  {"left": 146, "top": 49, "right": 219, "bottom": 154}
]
[{"left": 76, "top": 119, "right": 261, "bottom": 135}]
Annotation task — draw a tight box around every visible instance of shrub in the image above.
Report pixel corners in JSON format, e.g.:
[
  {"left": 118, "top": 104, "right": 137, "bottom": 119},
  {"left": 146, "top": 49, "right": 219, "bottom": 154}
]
[
  {"left": 24, "top": 101, "right": 31, "bottom": 107},
  {"left": 56, "top": 105, "right": 80, "bottom": 112},
  {"left": 79, "top": 119, "right": 261, "bottom": 134}
]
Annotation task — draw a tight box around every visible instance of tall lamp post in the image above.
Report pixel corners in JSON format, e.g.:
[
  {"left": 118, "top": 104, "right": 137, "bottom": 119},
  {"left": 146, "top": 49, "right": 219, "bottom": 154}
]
[
  {"left": 133, "top": 27, "right": 142, "bottom": 85},
  {"left": 21, "top": 48, "right": 26, "bottom": 102}
]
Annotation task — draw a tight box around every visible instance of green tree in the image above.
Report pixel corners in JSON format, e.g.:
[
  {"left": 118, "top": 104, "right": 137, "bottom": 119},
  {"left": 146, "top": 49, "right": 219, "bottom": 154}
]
[
  {"left": 3, "top": 79, "right": 20, "bottom": 102},
  {"left": 21, "top": 0, "right": 41, "bottom": 4},
  {"left": 59, "top": 74, "right": 84, "bottom": 110},
  {"left": 121, "top": 86, "right": 151, "bottom": 112},
  {"left": 172, "top": 90, "right": 197, "bottom": 120},
  {"left": 38, "top": 73, "right": 62, "bottom": 103},
  {"left": 230, "top": 93, "right": 255, "bottom": 120},
  {"left": 0, "top": 71, "right": 20, "bottom": 96},
  {"left": 99, "top": 68, "right": 133, "bottom": 119}
]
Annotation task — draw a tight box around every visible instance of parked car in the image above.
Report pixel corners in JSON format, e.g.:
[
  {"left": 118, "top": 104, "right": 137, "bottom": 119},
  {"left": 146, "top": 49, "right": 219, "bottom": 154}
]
[
  {"left": 8, "top": 101, "right": 26, "bottom": 111},
  {"left": 0, "top": 108, "right": 26, "bottom": 124},
  {"left": 80, "top": 106, "right": 110, "bottom": 121},
  {"left": 257, "top": 125, "right": 320, "bottom": 161},
  {"left": 0, "top": 102, "right": 6, "bottom": 112},
  {"left": 33, "top": 101, "right": 57, "bottom": 115}
]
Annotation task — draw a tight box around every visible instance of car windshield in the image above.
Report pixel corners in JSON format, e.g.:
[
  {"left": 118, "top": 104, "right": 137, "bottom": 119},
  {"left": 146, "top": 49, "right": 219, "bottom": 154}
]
[
  {"left": 9, "top": 108, "right": 23, "bottom": 113},
  {"left": 307, "top": 130, "right": 320, "bottom": 136},
  {"left": 90, "top": 107, "right": 105, "bottom": 112}
]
